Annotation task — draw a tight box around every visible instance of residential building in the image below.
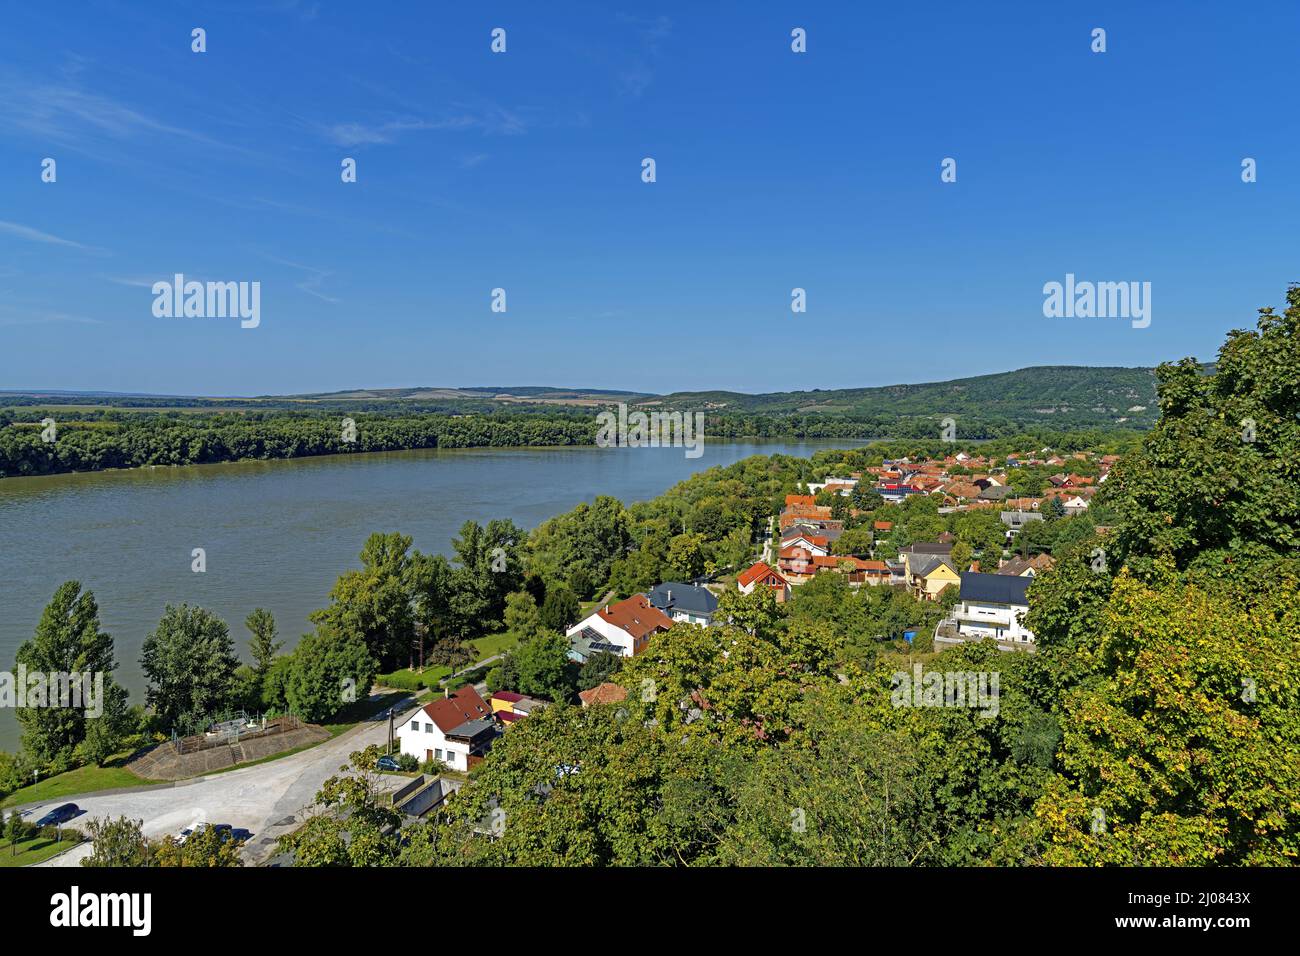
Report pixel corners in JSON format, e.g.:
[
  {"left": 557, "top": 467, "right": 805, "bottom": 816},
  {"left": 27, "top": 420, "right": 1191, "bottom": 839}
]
[
  {"left": 578, "top": 682, "right": 628, "bottom": 708},
  {"left": 565, "top": 594, "right": 674, "bottom": 662},
  {"left": 935, "top": 571, "right": 1036, "bottom": 651},
  {"left": 996, "top": 554, "right": 1056, "bottom": 577},
  {"left": 646, "top": 581, "right": 718, "bottom": 626},
  {"left": 398, "top": 686, "right": 497, "bottom": 769},
  {"left": 906, "top": 553, "right": 961, "bottom": 600},
  {"left": 737, "top": 561, "right": 791, "bottom": 602},
  {"left": 1001, "top": 510, "right": 1044, "bottom": 535}
]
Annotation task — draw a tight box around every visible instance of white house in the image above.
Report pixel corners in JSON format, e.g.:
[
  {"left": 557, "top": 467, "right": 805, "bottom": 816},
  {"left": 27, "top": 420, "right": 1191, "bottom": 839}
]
[
  {"left": 397, "top": 685, "right": 496, "bottom": 770},
  {"left": 565, "top": 594, "right": 674, "bottom": 662},
  {"left": 935, "top": 572, "right": 1036, "bottom": 651},
  {"left": 1060, "top": 494, "right": 1089, "bottom": 515},
  {"left": 645, "top": 582, "right": 718, "bottom": 626}
]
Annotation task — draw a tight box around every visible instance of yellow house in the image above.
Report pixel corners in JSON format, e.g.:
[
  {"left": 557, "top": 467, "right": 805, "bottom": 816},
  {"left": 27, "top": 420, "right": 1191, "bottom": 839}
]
[
  {"left": 489, "top": 691, "right": 523, "bottom": 714},
  {"left": 905, "top": 553, "right": 961, "bottom": 601}
]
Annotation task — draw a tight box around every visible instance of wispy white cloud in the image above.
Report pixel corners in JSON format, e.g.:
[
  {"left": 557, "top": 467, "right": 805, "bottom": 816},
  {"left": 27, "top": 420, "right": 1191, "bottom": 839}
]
[
  {"left": 318, "top": 107, "right": 529, "bottom": 147},
  {"left": 0, "top": 61, "right": 271, "bottom": 164},
  {"left": 616, "top": 14, "right": 672, "bottom": 97},
  {"left": 264, "top": 256, "right": 340, "bottom": 304},
  {"left": 0, "top": 306, "right": 104, "bottom": 327},
  {"left": 0, "top": 220, "right": 100, "bottom": 253}
]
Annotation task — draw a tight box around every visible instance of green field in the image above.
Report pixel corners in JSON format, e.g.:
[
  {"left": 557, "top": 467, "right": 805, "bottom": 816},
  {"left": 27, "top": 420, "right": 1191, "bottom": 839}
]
[
  {"left": 468, "top": 630, "right": 518, "bottom": 660},
  {"left": 0, "top": 833, "right": 84, "bottom": 867},
  {"left": 1, "top": 760, "right": 159, "bottom": 810}
]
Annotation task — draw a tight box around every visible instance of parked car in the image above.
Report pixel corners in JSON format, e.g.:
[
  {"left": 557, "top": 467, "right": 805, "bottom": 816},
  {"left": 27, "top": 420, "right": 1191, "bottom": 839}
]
[
  {"left": 35, "top": 803, "right": 80, "bottom": 827},
  {"left": 376, "top": 754, "right": 400, "bottom": 771}
]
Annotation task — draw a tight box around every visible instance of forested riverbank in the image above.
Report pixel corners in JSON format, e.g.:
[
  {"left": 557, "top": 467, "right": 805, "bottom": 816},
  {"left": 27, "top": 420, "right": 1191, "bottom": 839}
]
[{"left": 0, "top": 402, "right": 1148, "bottom": 480}]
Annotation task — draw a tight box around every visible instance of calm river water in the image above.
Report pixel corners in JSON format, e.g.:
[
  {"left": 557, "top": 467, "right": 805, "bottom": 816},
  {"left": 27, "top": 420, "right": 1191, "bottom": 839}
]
[{"left": 0, "top": 440, "right": 862, "bottom": 750}]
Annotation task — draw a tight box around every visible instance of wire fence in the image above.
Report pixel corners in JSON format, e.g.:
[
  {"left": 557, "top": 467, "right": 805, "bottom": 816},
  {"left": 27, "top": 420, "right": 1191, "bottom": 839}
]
[{"left": 171, "top": 711, "right": 304, "bottom": 755}]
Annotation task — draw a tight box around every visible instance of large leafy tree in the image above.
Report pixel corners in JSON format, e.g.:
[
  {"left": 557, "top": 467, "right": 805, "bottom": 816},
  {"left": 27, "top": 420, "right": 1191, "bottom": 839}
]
[
  {"left": 1102, "top": 284, "right": 1300, "bottom": 576},
  {"left": 80, "top": 816, "right": 150, "bottom": 867},
  {"left": 15, "top": 582, "right": 130, "bottom": 766},
  {"left": 140, "top": 604, "right": 239, "bottom": 732},
  {"left": 539, "top": 585, "right": 580, "bottom": 632},
  {"left": 285, "top": 626, "right": 377, "bottom": 722},
  {"left": 312, "top": 532, "right": 423, "bottom": 670},
  {"left": 244, "top": 608, "right": 281, "bottom": 675},
  {"left": 276, "top": 748, "right": 402, "bottom": 866},
  {"left": 1032, "top": 568, "right": 1300, "bottom": 865}
]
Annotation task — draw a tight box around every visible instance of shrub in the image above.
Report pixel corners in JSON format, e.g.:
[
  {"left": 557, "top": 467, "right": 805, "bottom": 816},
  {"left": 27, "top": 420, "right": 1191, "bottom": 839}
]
[
  {"left": 378, "top": 669, "right": 426, "bottom": 692},
  {"left": 395, "top": 753, "right": 419, "bottom": 772}
]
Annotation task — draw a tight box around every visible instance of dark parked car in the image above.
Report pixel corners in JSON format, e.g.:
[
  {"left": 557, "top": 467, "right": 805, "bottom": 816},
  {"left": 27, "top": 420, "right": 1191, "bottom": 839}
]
[
  {"left": 376, "top": 754, "right": 400, "bottom": 771},
  {"left": 35, "top": 803, "right": 80, "bottom": 827},
  {"left": 186, "top": 823, "right": 250, "bottom": 846}
]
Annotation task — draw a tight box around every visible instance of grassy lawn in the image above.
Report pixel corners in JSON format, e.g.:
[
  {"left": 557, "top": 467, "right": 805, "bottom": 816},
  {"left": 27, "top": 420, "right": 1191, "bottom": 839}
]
[
  {"left": 375, "top": 664, "right": 451, "bottom": 691},
  {"left": 468, "top": 630, "right": 519, "bottom": 660},
  {"left": 0, "top": 833, "right": 84, "bottom": 867},
  {"left": 1, "top": 759, "right": 160, "bottom": 811}
]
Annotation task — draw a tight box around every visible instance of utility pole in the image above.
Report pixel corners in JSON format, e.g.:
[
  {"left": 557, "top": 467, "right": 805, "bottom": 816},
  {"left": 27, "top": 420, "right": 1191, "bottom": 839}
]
[{"left": 387, "top": 708, "right": 394, "bottom": 755}]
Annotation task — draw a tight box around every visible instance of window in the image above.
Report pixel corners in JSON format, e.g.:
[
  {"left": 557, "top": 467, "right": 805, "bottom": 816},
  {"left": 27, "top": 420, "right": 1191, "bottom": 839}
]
[
  {"left": 435, "top": 749, "right": 442, "bottom": 760},
  {"left": 410, "top": 720, "right": 418, "bottom": 731},
  {"left": 425, "top": 722, "right": 433, "bottom": 733}
]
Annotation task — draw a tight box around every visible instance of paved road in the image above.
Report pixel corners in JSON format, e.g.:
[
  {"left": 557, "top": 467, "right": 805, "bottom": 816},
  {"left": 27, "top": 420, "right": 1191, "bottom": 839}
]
[{"left": 28, "top": 695, "right": 426, "bottom": 867}]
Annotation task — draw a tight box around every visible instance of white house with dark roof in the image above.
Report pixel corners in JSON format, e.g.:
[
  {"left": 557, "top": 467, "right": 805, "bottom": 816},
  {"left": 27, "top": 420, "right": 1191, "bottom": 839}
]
[
  {"left": 645, "top": 581, "right": 718, "bottom": 626},
  {"left": 935, "top": 572, "right": 1035, "bottom": 651}
]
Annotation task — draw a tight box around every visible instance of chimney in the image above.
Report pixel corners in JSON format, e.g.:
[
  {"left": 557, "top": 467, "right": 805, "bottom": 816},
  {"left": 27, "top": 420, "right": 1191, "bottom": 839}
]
[
  {"left": 445, "top": 687, "right": 450, "bottom": 699},
  {"left": 667, "top": 589, "right": 672, "bottom": 602}
]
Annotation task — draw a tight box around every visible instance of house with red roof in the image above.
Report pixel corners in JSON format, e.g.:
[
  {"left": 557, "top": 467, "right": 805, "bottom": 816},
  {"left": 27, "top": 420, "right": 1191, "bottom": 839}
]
[
  {"left": 579, "top": 682, "right": 628, "bottom": 708},
  {"left": 736, "top": 561, "right": 790, "bottom": 602},
  {"left": 564, "top": 594, "right": 673, "bottom": 662},
  {"left": 397, "top": 685, "right": 496, "bottom": 770}
]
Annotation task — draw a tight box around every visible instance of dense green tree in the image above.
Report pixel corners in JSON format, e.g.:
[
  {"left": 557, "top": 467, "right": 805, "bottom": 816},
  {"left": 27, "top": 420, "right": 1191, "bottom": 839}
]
[
  {"left": 539, "top": 585, "right": 580, "bottom": 632},
  {"left": 311, "top": 532, "right": 422, "bottom": 670},
  {"left": 665, "top": 532, "right": 707, "bottom": 581},
  {"left": 502, "top": 590, "right": 548, "bottom": 645},
  {"left": 80, "top": 816, "right": 150, "bottom": 867},
  {"left": 285, "top": 627, "right": 377, "bottom": 722},
  {"left": 140, "top": 604, "right": 239, "bottom": 732},
  {"left": 244, "top": 608, "right": 281, "bottom": 675},
  {"left": 14, "top": 582, "right": 129, "bottom": 766},
  {"left": 577, "top": 651, "right": 622, "bottom": 691},
  {"left": 152, "top": 825, "right": 244, "bottom": 867},
  {"left": 275, "top": 749, "right": 402, "bottom": 866},
  {"left": 511, "top": 633, "right": 577, "bottom": 703}
]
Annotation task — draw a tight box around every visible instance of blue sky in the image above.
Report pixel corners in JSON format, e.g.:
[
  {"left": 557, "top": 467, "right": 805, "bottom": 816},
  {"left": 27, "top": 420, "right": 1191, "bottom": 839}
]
[{"left": 1, "top": 1, "right": 1296, "bottom": 396}]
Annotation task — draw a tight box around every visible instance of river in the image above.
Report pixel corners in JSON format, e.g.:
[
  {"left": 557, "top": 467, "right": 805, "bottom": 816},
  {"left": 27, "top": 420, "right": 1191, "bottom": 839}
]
[{"left": 0, "top": 439, "right": 863, "bottom": 751}]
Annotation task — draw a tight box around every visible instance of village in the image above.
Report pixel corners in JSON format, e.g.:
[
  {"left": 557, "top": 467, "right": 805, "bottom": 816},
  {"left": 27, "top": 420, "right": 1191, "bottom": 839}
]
[{"left": 390, "top": 445, "right": 1119, "bottom": 771}]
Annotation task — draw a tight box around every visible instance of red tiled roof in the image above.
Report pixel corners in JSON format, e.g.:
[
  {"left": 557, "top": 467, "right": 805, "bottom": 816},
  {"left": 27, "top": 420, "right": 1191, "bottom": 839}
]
[
  {"left": 578, "top": 682, "right": 628, "bottom": 707},
  {"left": 595, "top": 595, "right": 673, "bottom": 641},
  {"left": 423, "top": 685, "right": 491, "bottom": 734},
  {"left": 737, "top": 561, "right": 783, "bottom": 588}
]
